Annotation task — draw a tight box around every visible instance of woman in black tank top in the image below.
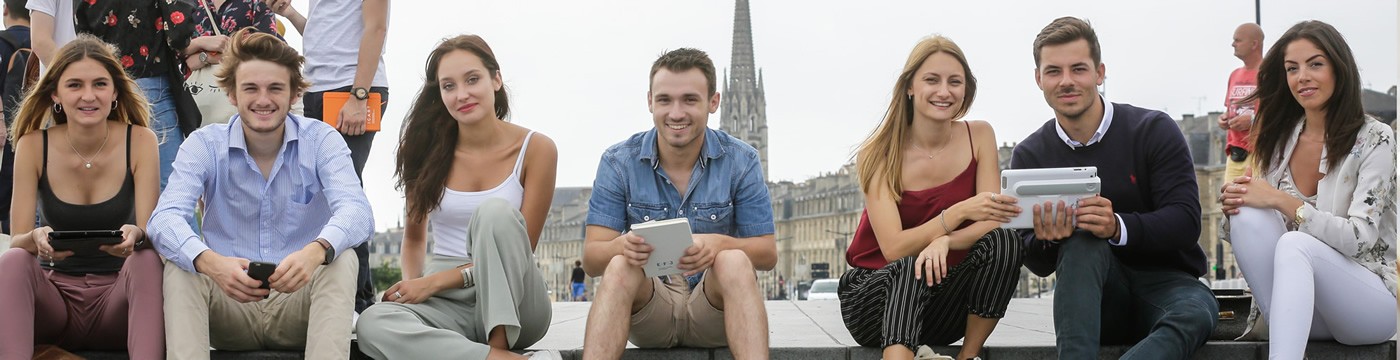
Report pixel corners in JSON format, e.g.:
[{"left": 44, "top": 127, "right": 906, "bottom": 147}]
[{"left": 0, "top": 35, "right": 165, "bottom": 359}]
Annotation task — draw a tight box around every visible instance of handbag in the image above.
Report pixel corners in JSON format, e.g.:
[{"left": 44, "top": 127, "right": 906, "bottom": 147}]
[
  {"left": 185, "top": 0, "right": 236, "bottom": 128},
  {"left": 1210, "top": 288, "right": 1259, "bottom": 340}
]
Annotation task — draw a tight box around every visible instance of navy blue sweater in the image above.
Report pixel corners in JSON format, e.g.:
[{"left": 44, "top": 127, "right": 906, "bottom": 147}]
[{"left": 1012, "top": 103, "right": 1206, "bottom": 278}]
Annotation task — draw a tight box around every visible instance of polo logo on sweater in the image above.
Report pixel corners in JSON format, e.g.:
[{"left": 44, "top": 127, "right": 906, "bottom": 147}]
[{"left": 1130, "top": 174, "right": 1137, "bottom": 184}]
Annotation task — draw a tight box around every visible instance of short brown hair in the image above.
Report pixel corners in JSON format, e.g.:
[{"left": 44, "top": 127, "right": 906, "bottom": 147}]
[
  {"left": 649, "top": 48, "right": 716, "bottom": 95},
  {"left": 216, "top": 28, "right": 311, "bottom": 96},
  {"left": 1033, "top": 17, "right": 1101, "bottom": 67}
]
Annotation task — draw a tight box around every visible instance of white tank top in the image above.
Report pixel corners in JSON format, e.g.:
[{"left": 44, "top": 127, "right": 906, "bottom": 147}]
[{"left": 429, "top": 131, "right": 535, "bottom": 260}]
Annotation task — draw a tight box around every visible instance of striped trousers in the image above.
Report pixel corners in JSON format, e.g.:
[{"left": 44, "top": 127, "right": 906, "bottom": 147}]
[{"left": 838, "top": 228, "right": 1024, "bottom": 350}]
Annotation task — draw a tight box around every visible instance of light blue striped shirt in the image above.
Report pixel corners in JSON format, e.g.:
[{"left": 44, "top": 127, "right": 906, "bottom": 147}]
[{"left": 149, "top": 114, "right": 373, "bottom": 273}]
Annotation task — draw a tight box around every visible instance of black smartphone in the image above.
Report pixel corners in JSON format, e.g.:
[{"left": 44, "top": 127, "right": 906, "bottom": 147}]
[
  {"left": 48, "top": 230, "right": 124, "bottom": 254},
  {"left": 247, "top": 261, "right": 276, "bottom": 289}
]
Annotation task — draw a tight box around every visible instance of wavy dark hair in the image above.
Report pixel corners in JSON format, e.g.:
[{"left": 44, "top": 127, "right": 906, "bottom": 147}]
[
  {"left": 396, "top": 35, "right": 510, "bottom": 224},
  {"left": 1246, "top": 20, "right": 1364, "bottom": 173}
]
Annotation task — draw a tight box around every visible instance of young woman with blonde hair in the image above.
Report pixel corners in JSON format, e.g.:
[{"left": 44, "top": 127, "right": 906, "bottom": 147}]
[{"left": 839, "top": 35, "right": 1023, "bottom": 360}]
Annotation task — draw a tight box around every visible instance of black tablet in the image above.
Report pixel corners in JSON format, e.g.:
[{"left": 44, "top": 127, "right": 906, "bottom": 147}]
[{"left": 48, "top": 230, "right": 124, "bottom": 253}]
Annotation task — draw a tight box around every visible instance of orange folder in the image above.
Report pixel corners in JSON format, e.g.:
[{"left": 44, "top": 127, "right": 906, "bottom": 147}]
[{"left": 321, "top": 91, "right": 383, "bottom": 131}]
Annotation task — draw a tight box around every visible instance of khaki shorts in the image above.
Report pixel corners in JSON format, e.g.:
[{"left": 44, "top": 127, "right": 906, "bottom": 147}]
[{"left": 628, "top": 272, "right": 727, "bottom": 348}]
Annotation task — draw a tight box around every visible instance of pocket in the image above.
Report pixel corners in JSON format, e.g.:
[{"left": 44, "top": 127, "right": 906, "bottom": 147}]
[
  {"left": 689, "top": 202, "right": 733, "bottom": 234},
  {"left": 626, "top": 203, "right": 669, "bottom": 225}
]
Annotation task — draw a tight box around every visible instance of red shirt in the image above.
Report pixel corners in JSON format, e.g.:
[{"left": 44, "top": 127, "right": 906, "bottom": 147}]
[
  {"left": 1225, "top": 67, "right": 1259, "bottom": 151},
  {"left": 846, "top": 160, "right": 976, "bottom": 270}
]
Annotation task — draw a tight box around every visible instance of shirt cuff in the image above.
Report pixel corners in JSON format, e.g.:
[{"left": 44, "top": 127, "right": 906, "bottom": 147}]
[
  {"left": 177, "top": 236, "right": 211, "bottom": 273},
  {"left": 1107, "top": 214, "right": 1128, "bottom": 246},
  {"left": 316, "top": 226, "right": 351, "bottom": 260}
]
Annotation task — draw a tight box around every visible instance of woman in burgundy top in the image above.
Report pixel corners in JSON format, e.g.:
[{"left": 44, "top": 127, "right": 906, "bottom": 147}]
[{"left": 839, "top": 35, "right": 1024, "bottom": 360}]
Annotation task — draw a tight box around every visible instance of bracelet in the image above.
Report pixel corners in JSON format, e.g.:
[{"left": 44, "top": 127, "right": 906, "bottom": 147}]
[
  {"left": 939, "top": 210, "right": 951, "bottom": 234},
  {"left": 460, "top": 266, "right": 475, "bottom": 288}
]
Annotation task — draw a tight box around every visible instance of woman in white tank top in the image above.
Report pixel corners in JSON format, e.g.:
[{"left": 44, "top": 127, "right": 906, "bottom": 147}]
[{"left": 355, "top": 35, "right": 562, "bottom": 360}]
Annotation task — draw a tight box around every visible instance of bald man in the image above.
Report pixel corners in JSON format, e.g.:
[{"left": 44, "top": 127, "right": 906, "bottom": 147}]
[{"left": 1218, "top": 23, "right": 1263, "bottom": 181}]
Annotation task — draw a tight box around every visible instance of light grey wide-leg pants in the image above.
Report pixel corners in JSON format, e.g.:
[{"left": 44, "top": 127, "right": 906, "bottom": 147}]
[{"left": 356, "top": 198, "right": 552, "bottom": 360}]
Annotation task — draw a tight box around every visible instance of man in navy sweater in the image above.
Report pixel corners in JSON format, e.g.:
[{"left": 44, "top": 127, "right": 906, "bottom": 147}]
[{"left": 1011, "top": 17, "right": 1216, "bottom": 359}]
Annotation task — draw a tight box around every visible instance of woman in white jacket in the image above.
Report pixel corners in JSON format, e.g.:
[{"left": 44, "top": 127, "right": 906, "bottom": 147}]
[{"left": 1221, "top": 20, "right": 1396, "bottom": 359}]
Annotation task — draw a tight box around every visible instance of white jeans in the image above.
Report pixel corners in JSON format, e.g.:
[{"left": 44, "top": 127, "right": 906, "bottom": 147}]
[{"left": 1229, "top": 207, "right": 1397, "bottom": 359}]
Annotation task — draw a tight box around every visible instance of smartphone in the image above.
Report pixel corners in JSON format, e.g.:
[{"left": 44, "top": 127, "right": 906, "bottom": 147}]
[
  {"left": 247, "top": 261, "right": 276, "bottom": 289},
  {"left": 48, "top": 230, "right": 124, "bottom": 254}
]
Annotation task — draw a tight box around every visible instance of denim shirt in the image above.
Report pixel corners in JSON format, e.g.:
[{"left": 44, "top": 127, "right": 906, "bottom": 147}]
[{"left": 587, "top": 127, "right": 775, "bottom": 287}]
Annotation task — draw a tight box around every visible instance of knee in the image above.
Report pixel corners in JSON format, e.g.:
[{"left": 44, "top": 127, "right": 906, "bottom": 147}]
[
  {"left": 126, "top": 249, "right": 163, "bottom": 273},
  {"left": 355, "top": 304, "right": 407, "bottom": 342},
  {"left": 984, "top": 229, "right": 1026, "bottom": 269},
  {"left": 0, "top": 247, "right": 36, "bottom": 273},
  {"left": 473, "top": 198, "right": 522, "bottom": 225},
  {"left": 1170, "top": 291, "right": 1221, "bottom": 335},
  {"left": 711, "top": 250, "right": 756, "bottom": 283},
  {"left": 600, "top": 255, "right": 644, "bottom": 290},
  {"left": 1230, "top": 207, "right": 1276, "bottom": 228},
  {"left": 1057, "top": 232, "right": 1110, "bottom": 263},
  {"left": 1273, "top": 232, "right": 1322, "bottom": 264}
]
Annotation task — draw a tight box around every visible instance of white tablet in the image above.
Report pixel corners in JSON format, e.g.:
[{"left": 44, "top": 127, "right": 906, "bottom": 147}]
[
  {"left": 1000, "top": 167, "right": 1100, "bottom": 229},
  {"left": 629, "top": 218, "right": 695, "bottom": 277}
]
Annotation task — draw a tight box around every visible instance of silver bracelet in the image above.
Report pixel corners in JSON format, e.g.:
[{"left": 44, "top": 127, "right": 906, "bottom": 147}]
[
  {"left": 460, "top": 266, "right": 475, "bottom": 288},
  {"left": 939, "top": 210, "right": 951, "bottom": 234}
]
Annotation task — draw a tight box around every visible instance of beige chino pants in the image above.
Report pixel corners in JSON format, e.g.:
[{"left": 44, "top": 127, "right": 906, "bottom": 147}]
[{"left": 162, "top": 251, "right": 358, "bottom": 360}]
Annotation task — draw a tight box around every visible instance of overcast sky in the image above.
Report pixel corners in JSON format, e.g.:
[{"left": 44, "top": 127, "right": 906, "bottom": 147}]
[{"left": 272, "top": 0, "right": 1398, "bottom": 230}]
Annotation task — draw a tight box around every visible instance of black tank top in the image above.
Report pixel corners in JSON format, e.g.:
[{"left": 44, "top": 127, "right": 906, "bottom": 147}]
[{"left": 38, "top": 124, "right": 136, "bottom": 274}]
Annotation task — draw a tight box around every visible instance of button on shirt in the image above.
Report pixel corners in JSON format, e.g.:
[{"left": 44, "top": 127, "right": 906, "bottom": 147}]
[
  {"left": 587, "top": 127, "right": 775, "bottom": 288},
  {"left": 149, "top": 114, "right": 373, "bottom": 273}
]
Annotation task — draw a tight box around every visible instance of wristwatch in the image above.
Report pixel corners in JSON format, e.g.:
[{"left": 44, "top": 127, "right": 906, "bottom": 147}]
[
  {"left": 351, "top": 87, "right": 370, "bottom": 100},
  {"left": 313, "top": 238, "right": 334, "bottom": 265},
  {"left": 198, "top": 52, "right": 210, "bottom": 66},
  {"left": 1294, "top": 204, "right": 1307, "bottom": 228}
]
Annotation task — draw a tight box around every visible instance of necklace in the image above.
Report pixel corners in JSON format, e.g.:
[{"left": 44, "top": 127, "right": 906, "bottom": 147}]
[
  {"left": 67, "top": 122, "right": 110, "bottom": 169},
  {"left": 910, "top": 132, "right": 953, "bottom": 160}
]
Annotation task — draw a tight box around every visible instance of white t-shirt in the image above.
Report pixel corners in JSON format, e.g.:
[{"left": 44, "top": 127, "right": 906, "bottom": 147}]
[
  {"left": 302, "top": 0, "right": 389, "bottom": 92},
  {"left": 25, "top": 0, "right": 76, "bottom": 73}
]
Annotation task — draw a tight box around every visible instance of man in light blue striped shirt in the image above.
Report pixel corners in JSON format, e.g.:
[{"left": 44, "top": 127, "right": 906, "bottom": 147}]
[{"left": 148, "top": 30, "right": 373, "bottom": 359}]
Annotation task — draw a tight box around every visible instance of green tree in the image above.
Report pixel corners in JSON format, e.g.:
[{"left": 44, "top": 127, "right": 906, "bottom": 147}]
[{"left": 371, "top": 261, "right": 402, "bottom": 293}]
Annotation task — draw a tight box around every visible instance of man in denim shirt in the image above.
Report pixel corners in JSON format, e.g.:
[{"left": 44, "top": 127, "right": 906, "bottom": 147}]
[{"left": 581, "top": 48, "right": 776, "bottom": 360}]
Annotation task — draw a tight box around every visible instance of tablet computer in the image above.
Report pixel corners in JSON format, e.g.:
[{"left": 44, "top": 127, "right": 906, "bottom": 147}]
[
  {"left": 629, "top": 218, "right": 695, "bottom": 277},
  {"left": 48, "top": 230, "right": 124, "bottom": 254},
  {"left": 1000, "top": 167, "right": 1100, "bottom": 229}
]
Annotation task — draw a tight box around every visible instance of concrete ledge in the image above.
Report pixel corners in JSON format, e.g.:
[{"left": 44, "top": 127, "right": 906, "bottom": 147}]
[
  {"left": 69, "top": 299, "right": 1398, "bottom": 359},
  {"left": 71, "top": 341, "right": 1398, "bottom": 360}
]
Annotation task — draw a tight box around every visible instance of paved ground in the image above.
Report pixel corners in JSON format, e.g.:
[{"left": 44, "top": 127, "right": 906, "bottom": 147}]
[{"left": 69, "top": 298, "right": 1400, "bottom": 359}]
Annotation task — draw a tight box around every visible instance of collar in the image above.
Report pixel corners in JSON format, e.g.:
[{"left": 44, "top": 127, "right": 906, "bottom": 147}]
[
  {"left": 1054, "top": 94, "right": 1114, "bottom": 149},
  {"left": 639, "top": 127, "right": 724, "bottom": 170},
  {"left": 228, "top": 113, "right": 301, "bottom": 152}
]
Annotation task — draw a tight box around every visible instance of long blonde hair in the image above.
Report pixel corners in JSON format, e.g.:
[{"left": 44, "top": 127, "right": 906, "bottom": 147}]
[
  {"left": 856, "top": 35, "right": 977, "bottom": 201},
  {"left": 9, "top": 34, "right": 151, "bottom": 143}
]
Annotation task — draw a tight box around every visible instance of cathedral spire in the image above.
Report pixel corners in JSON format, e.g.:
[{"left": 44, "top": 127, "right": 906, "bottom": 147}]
[{"left": 720, "top": 0, "right": 769, "bottom": 179}]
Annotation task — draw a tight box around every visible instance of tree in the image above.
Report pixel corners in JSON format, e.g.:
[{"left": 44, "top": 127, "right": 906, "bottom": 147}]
[{"left": 371, "top": 261, "right": 402, "bottom": 293}]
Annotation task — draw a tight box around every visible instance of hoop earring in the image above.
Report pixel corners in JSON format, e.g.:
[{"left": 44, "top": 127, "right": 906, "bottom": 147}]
[
  {"left": 112, "top": 100, "right": 118, "bottom": 109},
  {"left": 53, "top": 103, "right": 62, "bottom": 114}
]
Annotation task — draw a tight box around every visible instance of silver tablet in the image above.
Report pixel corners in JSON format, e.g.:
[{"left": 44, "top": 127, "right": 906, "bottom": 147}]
[{"left": 1000, "top": 167, "right": 1100, "bottom": 229}]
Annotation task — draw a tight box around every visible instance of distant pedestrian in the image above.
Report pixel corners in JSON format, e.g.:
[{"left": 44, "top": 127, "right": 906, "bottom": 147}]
[
  {"left": 571, "top": 260, "right": 587, "bottom": 301},
  {"left": 1218, "top": 23, "right": 1263, "bottom": 183}
]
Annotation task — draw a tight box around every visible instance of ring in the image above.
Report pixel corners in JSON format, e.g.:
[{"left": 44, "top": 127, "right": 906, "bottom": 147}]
[{"left": 393, "top": 291, "right": 402, "bottom": 299}]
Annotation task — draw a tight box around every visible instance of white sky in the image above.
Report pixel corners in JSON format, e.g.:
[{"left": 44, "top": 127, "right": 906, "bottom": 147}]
[{"left": 272, "top": 0, "right": 1398, "bottom": 230}]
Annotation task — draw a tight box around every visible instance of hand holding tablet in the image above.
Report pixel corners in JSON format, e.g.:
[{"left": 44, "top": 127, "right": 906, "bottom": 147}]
[{"left": 999, "top": 167, "right": 1101, "bottom": 230}]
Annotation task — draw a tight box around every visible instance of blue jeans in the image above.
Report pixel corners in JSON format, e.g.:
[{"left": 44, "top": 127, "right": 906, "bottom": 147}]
[
  {"left": 1052, "top": 233, "right": 1217, "bottom": 359},
  {"left": 136, "top": 76, "right": 183, "bottom": 190}
]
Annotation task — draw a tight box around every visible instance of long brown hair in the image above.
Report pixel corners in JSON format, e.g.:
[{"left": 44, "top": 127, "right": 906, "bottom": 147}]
[
  {"left": 855, "top": 35, "right": 977, "bottom": 201},
  {"left": 10, "top": 34, "right": 150, "bottom": 142},
  {"left": 1246, "top": 20, "right": 1365, "bottom": 173},
  {"left": 396, "top": 35, "right": 511, "bottom": 224}
]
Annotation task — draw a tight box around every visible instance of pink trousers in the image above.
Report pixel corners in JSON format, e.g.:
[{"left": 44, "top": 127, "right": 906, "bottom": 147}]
[{"left": 0, "top": 247, "right": 164, "bottom": 359}]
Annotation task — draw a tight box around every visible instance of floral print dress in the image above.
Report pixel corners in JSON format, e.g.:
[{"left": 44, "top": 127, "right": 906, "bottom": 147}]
[{"left": 75, "top": 0, "right": 195, "bottom": 79}]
